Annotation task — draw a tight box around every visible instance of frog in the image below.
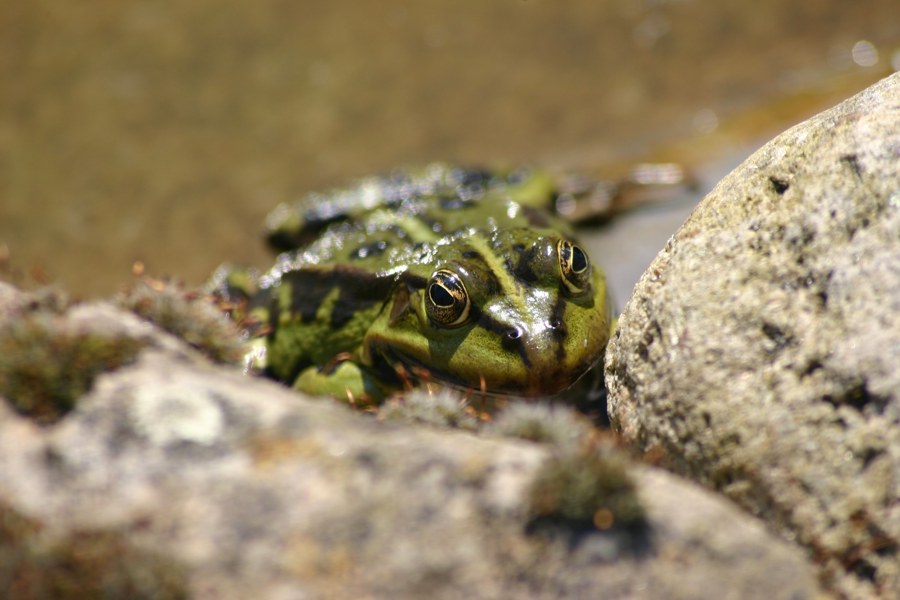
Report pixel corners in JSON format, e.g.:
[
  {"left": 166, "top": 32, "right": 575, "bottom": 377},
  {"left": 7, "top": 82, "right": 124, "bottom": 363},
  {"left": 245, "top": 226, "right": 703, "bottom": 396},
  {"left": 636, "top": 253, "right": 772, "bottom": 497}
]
[{"left": 210, "top": 163, "right": 615, "bottom": 405}]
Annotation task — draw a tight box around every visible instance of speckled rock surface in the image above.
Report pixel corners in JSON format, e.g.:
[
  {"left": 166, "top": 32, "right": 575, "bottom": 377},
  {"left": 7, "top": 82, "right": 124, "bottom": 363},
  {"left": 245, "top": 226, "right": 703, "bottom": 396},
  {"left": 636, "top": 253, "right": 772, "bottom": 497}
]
[
  {"left": 0, "top": 282, "right": 820, "bottom": 599},
  {"left": 606, "top": 73, "right": 900, "bottom": 599}
]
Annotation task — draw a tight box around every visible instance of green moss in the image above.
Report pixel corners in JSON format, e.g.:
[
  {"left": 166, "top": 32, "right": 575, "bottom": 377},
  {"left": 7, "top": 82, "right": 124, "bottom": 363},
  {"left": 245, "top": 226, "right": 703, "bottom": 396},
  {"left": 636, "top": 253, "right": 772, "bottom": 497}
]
[
  {"left": 492, "top": 402, "right": 593, "bottom": 448},
  {"left": 0, "top": 313, "right": 145, "bottom": 424},
  {"left": 117, "top": 279, "right": 246, "bottom": 365},
  {"left": 527, "top": 446, "right": 645, "bottom": 533},
  {"left": 0, "top": 502, "right": 187, "bottom": 600},
  {"left": 378, "top": 388, "right": 480, "bottom": 430}
]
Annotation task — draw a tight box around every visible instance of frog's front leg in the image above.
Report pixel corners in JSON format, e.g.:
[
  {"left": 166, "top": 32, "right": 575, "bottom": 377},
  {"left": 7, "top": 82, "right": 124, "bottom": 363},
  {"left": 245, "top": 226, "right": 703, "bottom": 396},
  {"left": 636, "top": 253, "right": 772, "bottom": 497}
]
[{"left": 293, "top": 356, "right": 388, "bottom": 406}]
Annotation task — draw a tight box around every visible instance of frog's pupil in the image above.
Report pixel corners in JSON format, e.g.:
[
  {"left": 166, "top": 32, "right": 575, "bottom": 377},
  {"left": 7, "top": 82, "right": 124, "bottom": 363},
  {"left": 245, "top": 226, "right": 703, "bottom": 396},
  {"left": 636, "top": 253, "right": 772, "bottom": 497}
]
[
  {"left": 572, "top": 246, "right": 587, "bottom": 272},
  {"left": 430, "top": 284, "right": 455, "bottom": 307}
]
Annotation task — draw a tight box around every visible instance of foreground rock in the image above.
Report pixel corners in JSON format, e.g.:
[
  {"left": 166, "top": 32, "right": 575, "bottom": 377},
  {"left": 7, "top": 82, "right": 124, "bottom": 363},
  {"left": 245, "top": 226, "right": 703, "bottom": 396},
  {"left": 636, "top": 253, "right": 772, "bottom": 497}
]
[
  {"left": 0, "top": 283, "right": 819, "bottom": 599},
  {"left": 606, "top": 73, "right": 900, "bottom": 599}
]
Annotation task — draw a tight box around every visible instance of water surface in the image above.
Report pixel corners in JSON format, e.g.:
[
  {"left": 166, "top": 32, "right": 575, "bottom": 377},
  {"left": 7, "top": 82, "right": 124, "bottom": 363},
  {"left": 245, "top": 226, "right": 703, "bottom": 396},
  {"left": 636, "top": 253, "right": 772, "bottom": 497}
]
[{"left": 1, "top": 0, "right": 897, "bottom": 296}]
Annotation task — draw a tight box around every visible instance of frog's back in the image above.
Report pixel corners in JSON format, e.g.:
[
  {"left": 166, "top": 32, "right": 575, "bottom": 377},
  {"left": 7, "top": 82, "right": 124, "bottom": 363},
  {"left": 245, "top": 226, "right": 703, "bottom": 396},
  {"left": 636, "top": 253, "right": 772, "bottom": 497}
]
[{"left": 264, "top": 163, "right": 565, "bottom": 255}]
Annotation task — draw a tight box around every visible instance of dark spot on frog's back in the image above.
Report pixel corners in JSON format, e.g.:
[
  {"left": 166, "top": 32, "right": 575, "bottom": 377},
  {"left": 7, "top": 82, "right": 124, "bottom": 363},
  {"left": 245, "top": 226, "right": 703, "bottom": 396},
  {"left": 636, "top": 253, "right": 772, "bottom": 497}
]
[
  {"left": 282, "top": 266, "right": 394, "bottom": 328},
  {"left": 267, "top": 220, "right": 331, "bottom": 253},
  {"left": 520, "top": 205, "right": 552, "bottom": 228},
  {"left": 439, "top": 195, "right": 476, "bottom": 211},
  {"left": 350, "top": 240, "right": 390, "bottom": 260},
  {"left": 456, "top": 167, "right": 493, "bottom": 187}
]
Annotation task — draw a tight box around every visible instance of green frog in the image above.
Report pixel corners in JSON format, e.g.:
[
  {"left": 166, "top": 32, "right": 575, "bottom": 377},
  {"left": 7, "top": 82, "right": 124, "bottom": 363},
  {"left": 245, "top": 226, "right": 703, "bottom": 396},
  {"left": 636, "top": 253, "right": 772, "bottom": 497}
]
[{"left": 211, "top": 163, "right": 614, "bottom": 404}]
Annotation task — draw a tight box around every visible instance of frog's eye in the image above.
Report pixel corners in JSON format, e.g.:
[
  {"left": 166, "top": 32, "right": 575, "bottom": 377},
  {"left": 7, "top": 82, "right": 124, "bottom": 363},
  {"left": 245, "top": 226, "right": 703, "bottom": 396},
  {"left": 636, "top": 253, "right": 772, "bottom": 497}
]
[
  {"left": 557, "top": 239, "right": 591, "bottom": 295},
  {"left": 426, "top": 269, "right": 471, "bottom": 327}
]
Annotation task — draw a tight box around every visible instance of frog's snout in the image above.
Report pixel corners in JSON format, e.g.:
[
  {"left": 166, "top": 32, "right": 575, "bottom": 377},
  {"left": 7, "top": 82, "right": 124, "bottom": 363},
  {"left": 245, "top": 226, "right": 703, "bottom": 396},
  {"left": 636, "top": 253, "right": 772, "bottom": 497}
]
[{"left": 491, "top": 319, "right": 600, "bottom": 397}]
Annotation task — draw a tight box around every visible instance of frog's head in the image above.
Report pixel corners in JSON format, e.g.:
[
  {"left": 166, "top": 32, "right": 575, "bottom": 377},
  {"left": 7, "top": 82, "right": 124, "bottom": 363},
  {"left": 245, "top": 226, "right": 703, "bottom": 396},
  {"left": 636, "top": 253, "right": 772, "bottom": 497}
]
[{"left": 365, "top": 229, "right": 611, "bottom": 397}]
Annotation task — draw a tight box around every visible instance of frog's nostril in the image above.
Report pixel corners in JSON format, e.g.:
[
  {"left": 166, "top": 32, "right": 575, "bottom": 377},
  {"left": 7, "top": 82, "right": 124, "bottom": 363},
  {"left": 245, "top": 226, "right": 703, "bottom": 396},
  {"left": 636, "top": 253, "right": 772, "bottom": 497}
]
[{"left": 505, "top": 326, "right": 523, "bottom": 341}]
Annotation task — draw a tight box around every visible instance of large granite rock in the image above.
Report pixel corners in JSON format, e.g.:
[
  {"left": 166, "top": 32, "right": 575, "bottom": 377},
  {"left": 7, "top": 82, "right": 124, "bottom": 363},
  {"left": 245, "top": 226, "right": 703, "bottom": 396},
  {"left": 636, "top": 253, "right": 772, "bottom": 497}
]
[
  {"left": 0, "top": 283, "right": 819, "bottom": 599},
  {"left": 606, "top": 72, "right": 900, "bottom": 599}
]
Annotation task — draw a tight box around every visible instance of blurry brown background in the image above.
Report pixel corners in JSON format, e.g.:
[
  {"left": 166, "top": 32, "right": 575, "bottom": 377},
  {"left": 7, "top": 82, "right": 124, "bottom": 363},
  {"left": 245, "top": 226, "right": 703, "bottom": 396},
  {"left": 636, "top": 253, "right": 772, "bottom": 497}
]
[{"left": 1, "top": 0, "right": 898, "bottom": 297}]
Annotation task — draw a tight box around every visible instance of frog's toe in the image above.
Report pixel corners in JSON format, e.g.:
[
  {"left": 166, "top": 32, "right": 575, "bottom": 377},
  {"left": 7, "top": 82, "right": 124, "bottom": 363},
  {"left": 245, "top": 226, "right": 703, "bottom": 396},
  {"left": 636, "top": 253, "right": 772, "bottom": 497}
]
[{"left": 293, "top": 362, "right": 386, "bottom": 406}]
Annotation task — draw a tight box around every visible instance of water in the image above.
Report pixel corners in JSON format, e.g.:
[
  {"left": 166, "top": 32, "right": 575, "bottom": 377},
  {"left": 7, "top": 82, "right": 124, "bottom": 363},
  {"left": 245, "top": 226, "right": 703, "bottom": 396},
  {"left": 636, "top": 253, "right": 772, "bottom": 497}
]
[{"left": 1, "top": 0, "right": 897, "bottom": 297}]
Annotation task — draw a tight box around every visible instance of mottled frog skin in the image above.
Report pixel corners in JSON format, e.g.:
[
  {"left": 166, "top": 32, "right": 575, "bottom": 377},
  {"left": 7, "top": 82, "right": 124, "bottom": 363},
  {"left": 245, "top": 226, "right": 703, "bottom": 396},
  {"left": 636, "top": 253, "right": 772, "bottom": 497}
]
[{"left": 213, "top": 164, "right": 613, "bottom": 403}]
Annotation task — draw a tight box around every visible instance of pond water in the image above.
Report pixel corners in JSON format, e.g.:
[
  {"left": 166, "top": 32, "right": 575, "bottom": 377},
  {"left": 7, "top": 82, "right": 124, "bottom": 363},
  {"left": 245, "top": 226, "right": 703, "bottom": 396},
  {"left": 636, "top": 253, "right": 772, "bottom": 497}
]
[{"left": 1, "top": 0, "right": 898, "bottom": 297}]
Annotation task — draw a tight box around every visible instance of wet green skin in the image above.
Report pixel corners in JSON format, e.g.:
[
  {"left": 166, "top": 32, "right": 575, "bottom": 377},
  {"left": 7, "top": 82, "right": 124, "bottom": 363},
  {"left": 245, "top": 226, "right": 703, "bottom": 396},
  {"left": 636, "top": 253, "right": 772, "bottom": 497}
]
[{"left": 216, "top": 164, "right": 612, "bottom": 403}]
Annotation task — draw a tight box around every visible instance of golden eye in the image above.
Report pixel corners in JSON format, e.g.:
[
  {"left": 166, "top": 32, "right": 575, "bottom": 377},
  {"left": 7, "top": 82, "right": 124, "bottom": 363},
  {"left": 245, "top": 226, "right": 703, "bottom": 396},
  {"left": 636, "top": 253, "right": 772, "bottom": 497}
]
[
  {"left": 557, "top": 239, "right": 591, "bottom": 295},
  {"left": 426, "top": 269, "right": 471, "bottom": 327}
]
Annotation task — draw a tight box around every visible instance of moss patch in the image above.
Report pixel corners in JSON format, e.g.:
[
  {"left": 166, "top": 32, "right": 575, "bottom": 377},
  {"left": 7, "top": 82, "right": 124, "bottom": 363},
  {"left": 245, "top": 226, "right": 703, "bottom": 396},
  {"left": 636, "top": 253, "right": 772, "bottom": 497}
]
[
  {"left": 0, "top": 310, "right": 145, "bottom": 424},
  {"left": 527, "top": 446, "right": 645, "bottom": 534},
  {"left": 378, "top": 389, "right": 481, "bottom": 430},
  {"left": 117, "top": 278, "right": 246, "bottom": 365},
  {"left": 491, "top": 402, "right": 593, "bottom": 448}
]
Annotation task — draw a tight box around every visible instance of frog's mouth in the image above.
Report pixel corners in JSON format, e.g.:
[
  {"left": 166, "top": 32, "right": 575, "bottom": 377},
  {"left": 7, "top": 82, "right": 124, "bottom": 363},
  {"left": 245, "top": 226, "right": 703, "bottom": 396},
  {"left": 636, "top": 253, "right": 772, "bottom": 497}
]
[
  {"left": 375, "top": 346, "right": 478, "bottom": 393},
  {"left": 376, "top": 345, "right": 600, "bottom": 399}
]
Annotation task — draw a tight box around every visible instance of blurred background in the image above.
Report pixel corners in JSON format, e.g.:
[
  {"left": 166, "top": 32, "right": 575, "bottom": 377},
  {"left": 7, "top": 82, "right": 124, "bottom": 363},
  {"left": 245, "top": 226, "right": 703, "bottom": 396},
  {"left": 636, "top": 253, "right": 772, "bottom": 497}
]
[{"left": 2, "top": 0, "right": 898, "bottom": 300}]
